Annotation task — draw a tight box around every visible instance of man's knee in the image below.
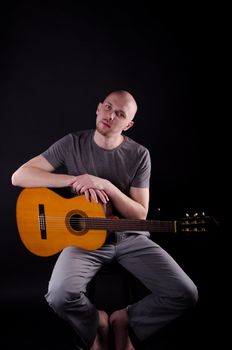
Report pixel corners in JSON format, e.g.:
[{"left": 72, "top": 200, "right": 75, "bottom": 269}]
[
  {"left": 45, "top": 284, "right": 83, "bottom": 315},
  {"left": 184, "top": 282, "right": 199, "bottom": 308}
]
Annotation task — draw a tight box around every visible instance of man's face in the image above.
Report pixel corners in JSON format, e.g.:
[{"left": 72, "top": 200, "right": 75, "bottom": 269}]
[{"left": 95, "top": 94, "right": 135, "bottom": 137}]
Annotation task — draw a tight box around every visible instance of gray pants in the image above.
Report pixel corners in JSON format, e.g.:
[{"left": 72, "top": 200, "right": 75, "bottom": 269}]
[{"left": 45, "top": 234, "right": 198, "bottom": 348}]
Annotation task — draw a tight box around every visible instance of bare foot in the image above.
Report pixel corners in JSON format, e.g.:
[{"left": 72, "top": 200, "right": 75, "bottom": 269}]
[
  {"left": 109, "top": 309, "right": 135, "bottom": 350},
  {"left": 90, "top": 310, "right": 109, "bottom": 350}
]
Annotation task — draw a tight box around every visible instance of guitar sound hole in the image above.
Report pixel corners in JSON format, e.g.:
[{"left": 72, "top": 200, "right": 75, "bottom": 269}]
[{"left": 70, "top": 214, "right": 84, "bottom": 232}]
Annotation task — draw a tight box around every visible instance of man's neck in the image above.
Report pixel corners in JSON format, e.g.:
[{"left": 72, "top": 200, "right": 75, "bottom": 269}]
[{"left": 93, "top": 130, "right": 124, "bottom": 150}]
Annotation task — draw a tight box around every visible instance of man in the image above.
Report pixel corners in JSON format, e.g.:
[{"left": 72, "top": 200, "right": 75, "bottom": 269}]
[{"left": 12, "top": 90, "right": 198, "bottom": 350}]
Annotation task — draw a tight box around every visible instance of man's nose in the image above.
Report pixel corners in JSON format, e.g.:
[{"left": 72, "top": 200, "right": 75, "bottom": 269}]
[{"left": 108, "top": 111, "right": 116, "bottom": 120}]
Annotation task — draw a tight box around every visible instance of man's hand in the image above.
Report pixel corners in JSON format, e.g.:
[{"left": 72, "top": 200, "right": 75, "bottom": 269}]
[{"left": 70, "top": 174, "right": 110, "bottom": 203}]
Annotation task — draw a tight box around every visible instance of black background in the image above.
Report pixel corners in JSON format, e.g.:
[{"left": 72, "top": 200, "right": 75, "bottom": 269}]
[{"left": 0, "top": 1, "right": 223, "bottom": 349}]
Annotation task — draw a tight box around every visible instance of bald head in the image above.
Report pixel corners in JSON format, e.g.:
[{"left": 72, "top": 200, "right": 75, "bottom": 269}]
[{"left": 103, "top": 90, "right": 138, "bottom": 120}]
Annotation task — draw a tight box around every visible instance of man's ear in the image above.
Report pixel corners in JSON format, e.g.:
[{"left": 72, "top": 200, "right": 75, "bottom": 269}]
[{"left": 123, "top": 120, "right": 134, "bottom": 131}]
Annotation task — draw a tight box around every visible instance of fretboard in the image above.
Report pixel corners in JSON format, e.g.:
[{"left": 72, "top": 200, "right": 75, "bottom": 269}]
[{"left": 76, "top": 217, "right": 176, "bottom": 232}]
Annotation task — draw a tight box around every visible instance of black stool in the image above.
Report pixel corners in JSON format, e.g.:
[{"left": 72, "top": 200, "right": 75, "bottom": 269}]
[{"left": 87, "top": 261, "right": 149, "bottom": 314}]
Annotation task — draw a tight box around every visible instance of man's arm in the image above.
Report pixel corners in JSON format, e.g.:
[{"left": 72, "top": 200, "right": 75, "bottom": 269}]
[
  {"left": 71, "top": 174, "right": 149, "bottom": 220},
  {"left": 109, "top": 185, "right": 149, "bottom": 220},
  {"left": 12, "top": 158, "right": 149, "bottom": 219},
  {"left": 11, "top": 155, "right": 76, "bottom": 188}
]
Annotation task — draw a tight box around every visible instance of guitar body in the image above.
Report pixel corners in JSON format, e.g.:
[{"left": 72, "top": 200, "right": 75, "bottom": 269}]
[{"left": 16, "top": 188, "right": 107, "bottom": 256}]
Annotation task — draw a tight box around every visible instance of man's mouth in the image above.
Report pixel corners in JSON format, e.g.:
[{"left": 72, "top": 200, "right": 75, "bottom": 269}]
[{"left": 101, "top": 121, "right": 111, "bottom": 128}]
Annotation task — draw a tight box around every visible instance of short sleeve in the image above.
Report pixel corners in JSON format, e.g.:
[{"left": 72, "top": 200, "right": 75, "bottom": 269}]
[
  {"left": 131, "top": 148, "right": 151, "bottom": 188},
  {"left": 41, "top": 134, "right": 71, "bottom": 169}
]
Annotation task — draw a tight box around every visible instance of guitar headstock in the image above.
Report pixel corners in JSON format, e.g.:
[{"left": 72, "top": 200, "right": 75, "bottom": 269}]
[{"left": 176, "top": 212, "right": 219, "bottom": 233}]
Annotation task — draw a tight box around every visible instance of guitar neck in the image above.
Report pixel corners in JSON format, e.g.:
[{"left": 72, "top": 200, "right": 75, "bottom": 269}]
[{"left": 79, "top": 217, "right": 176, "bottom": 232}]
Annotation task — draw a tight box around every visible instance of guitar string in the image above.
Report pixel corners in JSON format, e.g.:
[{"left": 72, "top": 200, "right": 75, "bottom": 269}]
[
  {"left": 34, "top": 217, "right": 207, "bottom": 232},
  {"left": 35, "top": 217, "right": 205, "bottom": 226}
]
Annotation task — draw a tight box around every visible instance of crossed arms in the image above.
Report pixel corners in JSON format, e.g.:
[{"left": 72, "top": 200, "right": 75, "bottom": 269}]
[{"left": 11, "top": 155, "right": 149, "bottom": 220}]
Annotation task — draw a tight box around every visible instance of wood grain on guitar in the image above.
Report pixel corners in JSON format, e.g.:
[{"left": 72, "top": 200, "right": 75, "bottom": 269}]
[{"left": 16, "top": 188, "right": 213, "bottom": 257}]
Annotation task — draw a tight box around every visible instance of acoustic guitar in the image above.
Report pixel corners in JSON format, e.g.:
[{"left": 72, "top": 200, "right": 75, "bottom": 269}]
[{"left": 16, "top": 187, "right": 211, "bottom": 257}]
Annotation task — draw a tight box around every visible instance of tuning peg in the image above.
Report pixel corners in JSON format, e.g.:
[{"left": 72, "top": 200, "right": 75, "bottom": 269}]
[
  {"left": 193, "top": 212, "right": 199, "bottom": 217},
  {"left": 185, "top": 213, "right": 190, "bottom": 217}
]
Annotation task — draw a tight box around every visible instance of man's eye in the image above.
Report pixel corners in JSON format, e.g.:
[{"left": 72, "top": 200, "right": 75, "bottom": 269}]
[{"left": 118, "top": 113, "right": 125, "bottom": 118}]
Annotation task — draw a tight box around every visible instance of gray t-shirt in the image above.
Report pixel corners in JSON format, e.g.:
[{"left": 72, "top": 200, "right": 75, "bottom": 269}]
[{"left": 42, "top": 129, "right": 151, "bottom": 195}]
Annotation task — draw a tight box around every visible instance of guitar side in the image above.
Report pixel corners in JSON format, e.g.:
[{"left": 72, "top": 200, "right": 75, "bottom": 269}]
[{"left": 16, "top": 188, "right": 107, "bottom": 257}]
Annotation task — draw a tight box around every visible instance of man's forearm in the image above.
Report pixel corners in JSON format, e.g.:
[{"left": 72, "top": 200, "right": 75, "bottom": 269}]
[
  {"left": 11, "top": 166, "right": 75, "bottom": 188},
  {"left": 106, "top": 183, "right": 148, "bottom": 220}
]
